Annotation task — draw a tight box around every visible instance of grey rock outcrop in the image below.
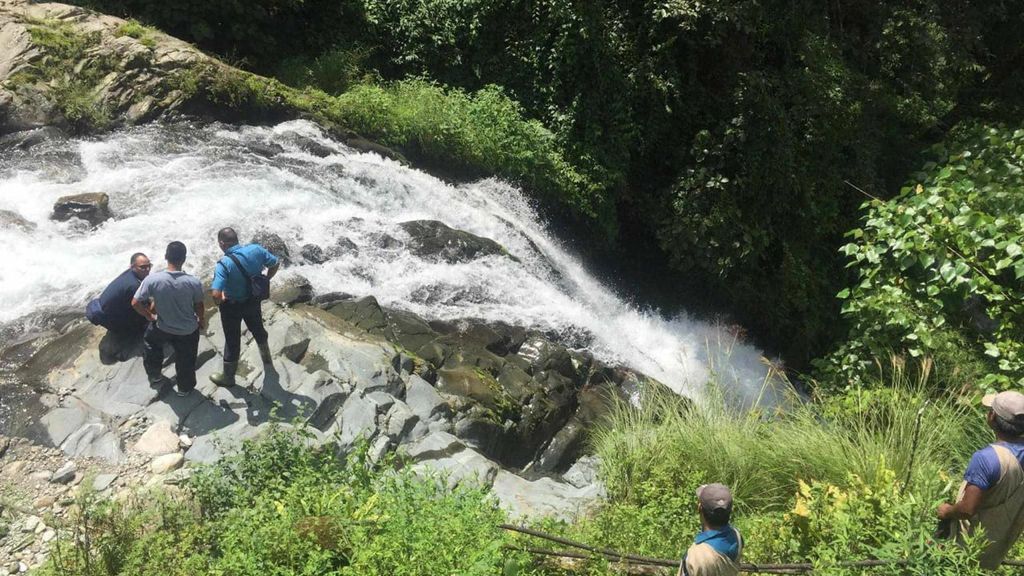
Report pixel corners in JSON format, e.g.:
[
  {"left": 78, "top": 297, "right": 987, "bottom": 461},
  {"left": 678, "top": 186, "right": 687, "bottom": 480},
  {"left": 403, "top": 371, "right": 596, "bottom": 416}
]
[{"left": 4, "top": 294, "right": 661, "bottom": 521}]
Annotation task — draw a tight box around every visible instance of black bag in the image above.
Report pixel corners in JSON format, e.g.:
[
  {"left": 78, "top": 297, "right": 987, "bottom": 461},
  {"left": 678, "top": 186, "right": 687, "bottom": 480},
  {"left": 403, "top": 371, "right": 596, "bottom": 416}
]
[
  {"left": 223, "top": 252, "right": 270, "bottom": 301},
  {"left": 85, "top": 297, "right": 108, "bottom": 326}
]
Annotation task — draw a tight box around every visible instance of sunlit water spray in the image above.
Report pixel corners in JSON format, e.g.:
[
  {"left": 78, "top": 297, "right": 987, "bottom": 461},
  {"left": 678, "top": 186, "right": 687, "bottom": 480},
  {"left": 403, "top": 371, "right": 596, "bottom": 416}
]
[{"left": 0, "top": 121, "right": 780, "bottom": 405}]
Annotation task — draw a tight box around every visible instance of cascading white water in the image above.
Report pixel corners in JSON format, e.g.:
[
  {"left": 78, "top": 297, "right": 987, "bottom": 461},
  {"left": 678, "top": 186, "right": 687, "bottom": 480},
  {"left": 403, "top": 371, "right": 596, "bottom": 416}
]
[{"left": 0, "top": 120, "right": 781, "bottom": 404}]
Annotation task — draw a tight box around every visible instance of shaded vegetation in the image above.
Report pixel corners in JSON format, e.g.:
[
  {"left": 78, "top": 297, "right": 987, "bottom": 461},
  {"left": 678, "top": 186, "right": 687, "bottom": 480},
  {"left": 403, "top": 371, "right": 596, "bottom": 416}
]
[{"left": 820, "top": 124, "right": 1024, "bottom": 391}]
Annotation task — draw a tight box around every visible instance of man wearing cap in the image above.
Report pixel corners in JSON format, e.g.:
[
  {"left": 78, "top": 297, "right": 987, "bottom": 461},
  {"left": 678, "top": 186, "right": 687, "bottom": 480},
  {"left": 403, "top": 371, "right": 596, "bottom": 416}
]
[
  {"left": 680, "top": 483, "right": 743, "bottom": 576},
  {"left": 937, "top": 391, "right": 1024, "bottom": 569}
]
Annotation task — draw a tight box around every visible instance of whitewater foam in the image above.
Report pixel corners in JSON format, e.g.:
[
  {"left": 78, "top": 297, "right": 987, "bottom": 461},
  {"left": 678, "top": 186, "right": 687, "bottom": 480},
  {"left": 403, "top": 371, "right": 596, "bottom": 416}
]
[{"left": 0, "top": 121, "right": 781, "bottom": 404}]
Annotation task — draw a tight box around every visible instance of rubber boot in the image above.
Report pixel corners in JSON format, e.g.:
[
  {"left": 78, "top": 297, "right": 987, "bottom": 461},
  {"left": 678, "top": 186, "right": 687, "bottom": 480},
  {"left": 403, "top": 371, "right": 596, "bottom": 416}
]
[
  {"left": 210, "top": 361, "right": 237, "bottom": 387},
  {"left": 258, "top": 341, "right": 273, "bottom": 365}
]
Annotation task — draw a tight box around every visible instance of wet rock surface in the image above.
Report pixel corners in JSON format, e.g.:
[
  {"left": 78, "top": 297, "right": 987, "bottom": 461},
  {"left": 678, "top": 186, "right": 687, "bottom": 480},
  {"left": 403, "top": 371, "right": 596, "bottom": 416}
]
[
  {"left": 0, "top": 209, "right": 35, "bottom": 232},
  {"left": 50, "top": 192, "right": 111, "bottom": 226},
  {"left": 399, "top": 220, "right": 512, "bottom": 264}
]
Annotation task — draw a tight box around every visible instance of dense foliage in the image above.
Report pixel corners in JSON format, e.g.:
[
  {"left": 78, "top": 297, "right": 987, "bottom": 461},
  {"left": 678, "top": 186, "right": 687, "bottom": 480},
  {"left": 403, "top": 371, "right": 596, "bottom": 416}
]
[
  {"left": 822, "top": 125, "right": 1024, "bottom": 390},
  {"left": 569, "top": 377, "right": 1011, "bottom": 574},
  {"left": 68, "top": 0, "right": 1024, "bottom": 366}
]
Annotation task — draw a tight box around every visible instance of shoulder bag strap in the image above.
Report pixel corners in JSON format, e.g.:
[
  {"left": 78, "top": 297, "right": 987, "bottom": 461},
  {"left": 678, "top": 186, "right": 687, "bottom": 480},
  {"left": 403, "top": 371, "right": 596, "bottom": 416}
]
[{"left": 223, "top": 252, "right": 252, "bottom": 297}]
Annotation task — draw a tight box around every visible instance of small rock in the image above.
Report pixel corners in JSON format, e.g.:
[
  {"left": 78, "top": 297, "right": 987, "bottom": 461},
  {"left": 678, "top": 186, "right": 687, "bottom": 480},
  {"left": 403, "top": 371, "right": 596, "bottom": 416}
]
[
  {"left": 34, "top": 521, "right": 46, "bottom": 535},
  {"left": 300, "top": 243, "right": 329, "bottom": 265},
  {"left": 21, "top": 517, "right": 39, "bottom": 533},
  {"left": 18, "top": 563, "right": 26, "bottom": 574},
  {"left": 0, "top": 210, "right": 36, "bottom": 233},
  {"left": 29, "top": 471, "right": 50, "bottom": 482},
  {"left": 150, "top": 453, "right": 184, "bottom": 474},
  {"left": 50, "top": 462, "right": 76, "bottom": 484},
  {"left": 178, "top": 434, "right": 193, "bottom": 449},
  {"left": 4, "top": 461, "right": 28, "bottom": 475},
  {"left": 41, "top": 529, "right": 56, "bottom": 543},
  {"left": 92, "top": 473, "right": 118, "bottom": 492},
  {"left": 368, "top": 436, "right": 391, "bottom": 464},
  {"left": 133, "top": 421, "right": 181, "bottom": 456},
  {"left": 31, "top": 495, "right": 55, "bottom": 509},
  {"left": 163, "top": 468, "right": 192, "bottom": 485}
]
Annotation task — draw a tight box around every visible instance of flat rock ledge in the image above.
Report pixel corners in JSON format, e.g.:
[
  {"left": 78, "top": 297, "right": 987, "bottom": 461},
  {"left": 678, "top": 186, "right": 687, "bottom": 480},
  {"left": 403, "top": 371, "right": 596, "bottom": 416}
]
[{"left": 3, "top": 296, "right": 659, "bottom": 526}]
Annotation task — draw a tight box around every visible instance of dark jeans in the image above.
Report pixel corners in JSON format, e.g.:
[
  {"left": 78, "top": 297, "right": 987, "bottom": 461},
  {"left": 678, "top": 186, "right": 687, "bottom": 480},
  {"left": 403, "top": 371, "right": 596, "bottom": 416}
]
[
  {"left": 220, "top": 298, "right": 268, "bottom": 363},
  {"left": 143, "top": 323, "right": 200, "bottom": 391}
]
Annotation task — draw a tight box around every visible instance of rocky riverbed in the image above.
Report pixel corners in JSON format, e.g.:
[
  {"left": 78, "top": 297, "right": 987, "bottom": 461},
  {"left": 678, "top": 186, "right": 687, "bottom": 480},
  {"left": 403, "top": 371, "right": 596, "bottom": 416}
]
[{"left": 0, "top": 262, "right": 662, "bottom": 568}]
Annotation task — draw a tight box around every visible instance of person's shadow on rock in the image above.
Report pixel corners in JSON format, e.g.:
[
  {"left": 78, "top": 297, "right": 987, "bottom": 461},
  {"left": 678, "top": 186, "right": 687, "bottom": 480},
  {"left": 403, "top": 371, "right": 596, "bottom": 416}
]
[
  {"left": 98, "top": 330, "right": 144, "bottom": 365},
  {"left": 246, "top": 364, "right": 317, "bottom": 426}
]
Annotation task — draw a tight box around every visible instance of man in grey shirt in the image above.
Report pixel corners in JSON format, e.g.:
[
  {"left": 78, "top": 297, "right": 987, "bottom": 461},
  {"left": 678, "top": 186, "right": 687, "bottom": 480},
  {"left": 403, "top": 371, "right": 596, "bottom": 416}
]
[{"left": 132, "top": 241, "right": 205, "bottom": 396}]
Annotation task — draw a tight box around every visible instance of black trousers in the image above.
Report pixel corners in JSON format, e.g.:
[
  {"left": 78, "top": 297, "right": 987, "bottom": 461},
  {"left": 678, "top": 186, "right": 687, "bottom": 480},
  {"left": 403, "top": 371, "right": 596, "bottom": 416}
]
[
  {"left": 143, "top": 323, "right": 200, "bottom": 391},
  {"left": 219, "top": 298, "right": 268, "bottom": 363}
]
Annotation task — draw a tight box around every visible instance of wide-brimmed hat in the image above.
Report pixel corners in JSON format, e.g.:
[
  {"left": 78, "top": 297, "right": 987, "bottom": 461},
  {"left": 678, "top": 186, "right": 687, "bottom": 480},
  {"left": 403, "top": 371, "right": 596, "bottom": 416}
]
[
  {"left": 696, "top": 483, "right": 733, "bottom": 512},
  {"left": 982, "top": 391, "right": 1024, "bottom": 423}
]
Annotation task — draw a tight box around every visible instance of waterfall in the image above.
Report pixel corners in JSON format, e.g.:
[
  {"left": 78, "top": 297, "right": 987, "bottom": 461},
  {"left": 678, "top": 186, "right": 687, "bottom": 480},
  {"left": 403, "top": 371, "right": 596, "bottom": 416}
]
[{"left": 0, "top": 120, "right": 780, "bottom": 404}]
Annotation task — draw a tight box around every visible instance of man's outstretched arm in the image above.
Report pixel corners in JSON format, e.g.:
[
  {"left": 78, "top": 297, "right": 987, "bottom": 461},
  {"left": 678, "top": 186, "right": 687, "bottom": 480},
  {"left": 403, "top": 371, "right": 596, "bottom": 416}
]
[{"left": 937, "top": 484, "right": 986, "bottom": 520}]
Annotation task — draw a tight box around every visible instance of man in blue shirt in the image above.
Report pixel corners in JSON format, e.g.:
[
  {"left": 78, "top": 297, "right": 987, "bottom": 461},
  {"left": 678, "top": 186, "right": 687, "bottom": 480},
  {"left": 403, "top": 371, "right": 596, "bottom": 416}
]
[
  {"left": 937, "top": 391, "right": 1024, "bottom": 569},
  {"left": 209, "top": 227, "right": 279, "bottom": 387},
  {"left": 680, "top": 483, "right": 743, "bottom": 576},
  {"left": 87, "top": 253, "right": 151, "bottom": 363}
]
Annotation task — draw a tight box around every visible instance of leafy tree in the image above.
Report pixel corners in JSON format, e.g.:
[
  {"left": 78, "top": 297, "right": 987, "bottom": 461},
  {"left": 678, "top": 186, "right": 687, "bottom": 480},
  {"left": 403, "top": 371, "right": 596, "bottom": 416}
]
[{"left": 821, "top": 124, "right": 1024, "bottom": 390}]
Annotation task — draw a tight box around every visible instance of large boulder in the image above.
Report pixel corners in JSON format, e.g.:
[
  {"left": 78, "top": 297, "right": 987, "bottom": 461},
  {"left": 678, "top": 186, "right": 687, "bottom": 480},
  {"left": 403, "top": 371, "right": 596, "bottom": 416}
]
[
  {"left": 51, "top": 192, "right": 111, "bottom": 226},
  {"left": 399, "top": 220, "right": 511, "bottom": 264}
]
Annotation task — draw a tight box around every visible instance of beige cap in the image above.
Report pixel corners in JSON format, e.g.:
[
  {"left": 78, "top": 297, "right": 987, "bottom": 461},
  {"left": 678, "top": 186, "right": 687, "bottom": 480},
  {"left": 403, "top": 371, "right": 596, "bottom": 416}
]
[
  {"left": 982, "top": 391, "right": 1024, "bottom": 422},
  {"left": 696, "top": 483, "right": 733, "bottom": 512}
]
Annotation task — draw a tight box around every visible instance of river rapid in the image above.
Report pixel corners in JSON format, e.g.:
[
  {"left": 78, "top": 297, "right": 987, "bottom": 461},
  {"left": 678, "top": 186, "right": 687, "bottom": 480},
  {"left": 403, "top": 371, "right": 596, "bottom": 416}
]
[{"left": 0, "top": 121, "right": 782, "bottom": 430}]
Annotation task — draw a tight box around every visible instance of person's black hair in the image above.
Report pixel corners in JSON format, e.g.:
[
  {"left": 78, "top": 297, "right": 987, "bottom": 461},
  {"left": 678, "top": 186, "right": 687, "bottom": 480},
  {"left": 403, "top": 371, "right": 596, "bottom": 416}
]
[
  {"left": 130, "top": 252, "right": 147, "bottom": 266},
  {"left": 703, "top": 506, "right": 731, "bottom": 527},
  {"left": 993, "top": 414, "right": 1024, "bottom": 438},
  {"left": 165, "top": 241, "right": 187, "bottom": 265},
  {"left": 218, "top": 227, "right": 239, "bottom": 246}
]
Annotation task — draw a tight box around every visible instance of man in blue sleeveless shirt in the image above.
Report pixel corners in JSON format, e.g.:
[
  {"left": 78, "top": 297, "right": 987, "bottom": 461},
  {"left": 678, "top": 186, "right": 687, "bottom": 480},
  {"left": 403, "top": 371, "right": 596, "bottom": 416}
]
[
  {"left": 680, "top": 483, "right": 743, "bottom": 576},
  {"left": 937, "top": 391, "right": 1024, "bottom": 568},
  {"left": 209, "top": 227, "right": 279, "bottom": 387}
]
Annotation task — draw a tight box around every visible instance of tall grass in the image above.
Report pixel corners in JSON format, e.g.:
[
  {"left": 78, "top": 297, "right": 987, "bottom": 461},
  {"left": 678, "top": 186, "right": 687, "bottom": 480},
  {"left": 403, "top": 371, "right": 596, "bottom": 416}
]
[{"left": 593, "top": 358, "right": 989, "bottom": 513}]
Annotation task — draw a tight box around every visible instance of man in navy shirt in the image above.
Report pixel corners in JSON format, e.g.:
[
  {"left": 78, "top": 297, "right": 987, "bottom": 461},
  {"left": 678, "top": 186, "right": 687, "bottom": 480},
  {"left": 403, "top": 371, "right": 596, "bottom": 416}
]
[
  {"left": 937, "top": 391, "right": 1024, "bottom": 569},
  {"left": 87, "top": 253, "right": 151, "bottom": 362},
  {"left": 209, "top": 227, "right": 279, "bottom": 387}
]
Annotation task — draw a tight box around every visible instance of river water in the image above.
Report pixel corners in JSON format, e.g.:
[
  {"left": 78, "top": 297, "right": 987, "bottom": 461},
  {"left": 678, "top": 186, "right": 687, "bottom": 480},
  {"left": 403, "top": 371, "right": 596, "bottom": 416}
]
[{"left": 0, "top": 120, "right": 781, "bottom": 427}]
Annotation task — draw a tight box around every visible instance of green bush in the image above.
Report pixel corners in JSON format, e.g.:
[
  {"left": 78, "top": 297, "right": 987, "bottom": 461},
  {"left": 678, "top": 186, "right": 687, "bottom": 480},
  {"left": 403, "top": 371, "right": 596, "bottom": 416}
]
[
  {"left": 332, "top": 79, "right": 612, "bottom": 230},
  {"left": 528, "top": 371, "right": 1000, "bottom": 575},
  {"left": 594, "top": 373, "right": 985, "bottom": 514},
  {"left": 821, "top": 124, "right": 1024, "bottom": 390},
  {"left": 273, "top": 47, "right": 369, "bottom": 96},
  {"left": 42, "top": 427, "right": 522, "bottom": 576},
  {"left": 114, "top": 19, "right": 156, "bottom": 47}
]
